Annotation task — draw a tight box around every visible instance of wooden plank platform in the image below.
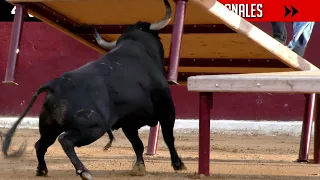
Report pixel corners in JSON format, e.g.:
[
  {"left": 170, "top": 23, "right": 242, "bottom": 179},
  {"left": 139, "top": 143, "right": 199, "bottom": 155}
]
[
  {"left": 6, "top": 0, "right": 319, "bottom": 81},
  {"left": 188, "top": 70, "right": 320, "bottom": 93}
]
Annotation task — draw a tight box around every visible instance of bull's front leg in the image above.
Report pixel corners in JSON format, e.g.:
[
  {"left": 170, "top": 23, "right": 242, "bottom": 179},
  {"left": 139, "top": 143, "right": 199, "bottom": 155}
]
[
  {"left": 104, "top": 130, "right": 114, "bottom": 151},
  {"left": 156, "top": 96, "right": 186, "bottom": 171},
  {"left": 160, "top": 120, "right": 186, "bottom": 171},
  {"left": 122, "top": 126, "right": 146, "bottom": 176}
]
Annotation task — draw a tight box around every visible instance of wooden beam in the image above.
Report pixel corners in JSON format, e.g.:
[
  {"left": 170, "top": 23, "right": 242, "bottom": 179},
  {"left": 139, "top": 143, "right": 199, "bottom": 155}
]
[
  {"left": 165, "top": 67, "right": 293, "bottom": 73},
  {"left": 7, "top": 0, "right": 82, "bottom": 2},
  {"left": 190, "top": 0, "right": 319, "bottom": 71},
  {"left": 77, "top": 24, "right": 235, "bottom": 34},
  {"left": 163, "top": 58, "right": 289, "bottom": 68},
  {"left": 24, "top": 3, "right": 106, "bottom": 54},
  {"left": 187, "top": 71, "right": 320, "bottom": 93}
]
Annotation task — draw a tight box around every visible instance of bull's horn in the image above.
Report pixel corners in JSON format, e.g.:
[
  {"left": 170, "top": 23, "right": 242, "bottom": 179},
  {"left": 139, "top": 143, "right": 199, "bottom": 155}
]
[
  {"left": 93, "top": 27, "right": 117, "bottom": 50},
  {"left": 149, "top": 0, "right": 172, "bottom": 30}
]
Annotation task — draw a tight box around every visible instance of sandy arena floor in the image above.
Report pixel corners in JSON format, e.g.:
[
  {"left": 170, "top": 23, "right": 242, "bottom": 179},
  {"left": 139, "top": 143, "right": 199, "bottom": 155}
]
[{"left": 0, "top": 128, "right": 320, "bottom": 180}]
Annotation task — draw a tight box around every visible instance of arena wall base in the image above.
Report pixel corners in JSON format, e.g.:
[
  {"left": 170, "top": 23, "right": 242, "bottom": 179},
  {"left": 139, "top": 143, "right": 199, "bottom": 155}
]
[{"left": 0, "top": 117, "right": 310, "bottom": 137}]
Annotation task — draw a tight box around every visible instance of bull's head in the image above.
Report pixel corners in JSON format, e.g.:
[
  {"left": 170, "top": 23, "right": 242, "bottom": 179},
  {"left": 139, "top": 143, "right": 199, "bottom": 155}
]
[{"left": 93, "top": 0, "right": 172, "bottom": 50}]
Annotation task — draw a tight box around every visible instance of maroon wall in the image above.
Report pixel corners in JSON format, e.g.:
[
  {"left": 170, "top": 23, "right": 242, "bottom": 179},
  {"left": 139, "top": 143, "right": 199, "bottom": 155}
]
[{"left": 0, "top": 22, "right": 319, "bottom": 121}]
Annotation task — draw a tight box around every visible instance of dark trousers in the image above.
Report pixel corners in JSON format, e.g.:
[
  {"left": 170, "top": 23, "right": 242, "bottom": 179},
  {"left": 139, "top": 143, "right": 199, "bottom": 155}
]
[
  {"left": 271, "top": 22, "right": 315, "bottom": 57},
  {"left": 271, "top": 22, "right": 287, "bottom": 44}
]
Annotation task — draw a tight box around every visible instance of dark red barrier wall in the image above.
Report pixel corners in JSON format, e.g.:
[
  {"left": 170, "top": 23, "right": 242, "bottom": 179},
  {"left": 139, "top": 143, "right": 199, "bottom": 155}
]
[{"left": 0, "top": 22, "right": 319, "bottom": 120}]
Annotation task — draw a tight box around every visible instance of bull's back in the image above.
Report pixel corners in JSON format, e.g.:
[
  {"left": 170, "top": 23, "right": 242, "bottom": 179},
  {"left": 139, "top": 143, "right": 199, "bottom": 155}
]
[{"left": 56, "top": 40, "right": 166, "bottom": 120}]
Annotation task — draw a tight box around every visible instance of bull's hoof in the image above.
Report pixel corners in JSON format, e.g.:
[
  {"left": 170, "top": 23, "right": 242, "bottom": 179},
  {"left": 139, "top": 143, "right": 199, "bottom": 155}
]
[
  {"left": 76, "top": 170, "right": 92, "bottom": 180},
  {"left": 36, "top": 168, "right": 48, "bottom": 177},
  {"left": 130, "top": 163, "right": 146, "bottom": 176},
  {"left": 103, "top": 144, "right": 111, "bottom": 151},
  {"left": 173, "top": 161, "right": 187, "bottom": 171},
  {"left": 81, "top": 172, "right": 92, "bottom": 180}
]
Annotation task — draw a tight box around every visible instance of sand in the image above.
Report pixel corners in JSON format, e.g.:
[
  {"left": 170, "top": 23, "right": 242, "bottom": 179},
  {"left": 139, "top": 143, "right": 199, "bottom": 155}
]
[{"left": 0, "top": 128, "right": 319, "bottom": 180}]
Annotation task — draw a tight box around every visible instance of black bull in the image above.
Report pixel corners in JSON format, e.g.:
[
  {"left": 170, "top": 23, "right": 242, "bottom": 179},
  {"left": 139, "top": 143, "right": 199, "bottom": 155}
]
[{"left": 1, "top": 0, "right": 186, "bottom": 179}]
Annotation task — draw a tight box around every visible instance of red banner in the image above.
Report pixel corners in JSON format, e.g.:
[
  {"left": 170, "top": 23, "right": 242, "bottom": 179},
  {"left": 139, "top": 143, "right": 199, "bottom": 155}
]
[{"left": 218, "top": 0, "right": 319, "bottom": 22}]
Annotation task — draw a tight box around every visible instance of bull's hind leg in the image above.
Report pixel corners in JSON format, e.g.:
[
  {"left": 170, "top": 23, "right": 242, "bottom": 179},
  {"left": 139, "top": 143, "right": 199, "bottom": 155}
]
[
  {"left": 122, "top": 126, "right": 146, "bottom": 176},
  {"left": 35, "top": 110, "right": 63, "bottom": 177},
  {"left": 58, "top": 127, "right": 105, "bottom": 180}
]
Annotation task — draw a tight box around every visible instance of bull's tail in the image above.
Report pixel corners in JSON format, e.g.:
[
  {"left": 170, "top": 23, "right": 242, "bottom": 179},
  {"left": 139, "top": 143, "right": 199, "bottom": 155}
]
[{"left": 2, "top": 85, "right": 50, "bottom": 158}]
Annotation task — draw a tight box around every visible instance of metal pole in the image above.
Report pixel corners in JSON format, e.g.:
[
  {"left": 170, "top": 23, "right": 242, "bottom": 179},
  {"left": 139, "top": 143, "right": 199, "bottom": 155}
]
[
  {"left": 198, "top": 92, "right": 212, "bottom": 176},
  {"left": 3, "top": 4, "right": 28, "bottom": 85},
  {"left": 297, "top": 94, "right": 315, "bottom": 162},
  {"left": 145, "top": 122, "right": 161, "bottom": 155},
  {"left": 314, "top": 94, "right": 320, "bottom": 164},
  {"left": 167, "top": 0, "right": 188, "bottom": 84}
]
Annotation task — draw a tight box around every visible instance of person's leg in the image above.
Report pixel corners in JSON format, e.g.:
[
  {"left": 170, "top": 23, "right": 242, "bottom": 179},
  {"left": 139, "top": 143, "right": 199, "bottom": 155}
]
[
  {"left": 271, "top": 22, "right": 287, "bottom": 44},
  {"left": 288, "top": 22, "right": 315, "bottom": 57}
]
